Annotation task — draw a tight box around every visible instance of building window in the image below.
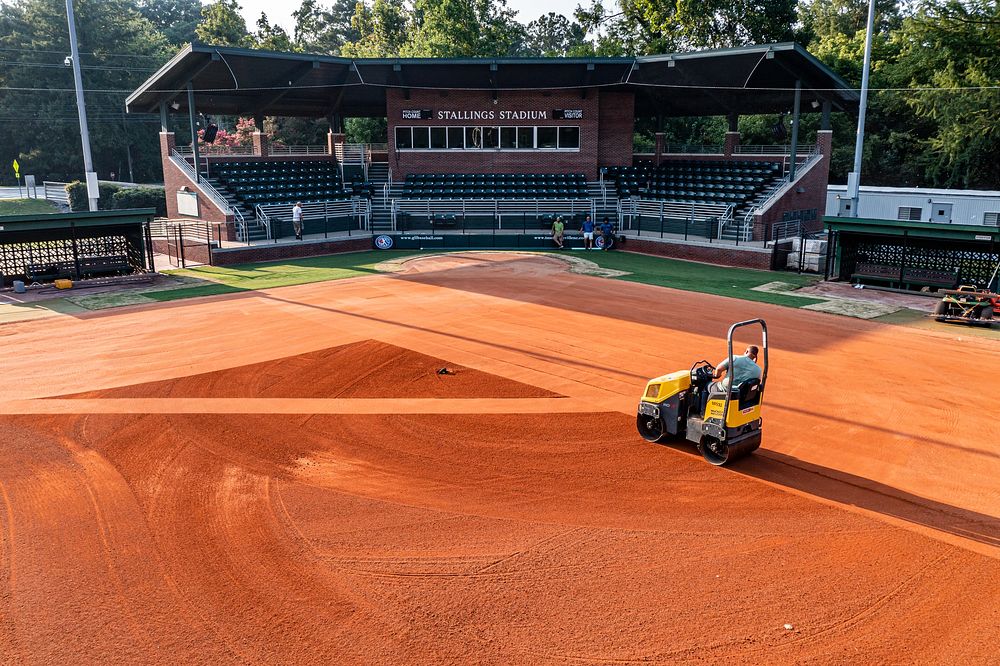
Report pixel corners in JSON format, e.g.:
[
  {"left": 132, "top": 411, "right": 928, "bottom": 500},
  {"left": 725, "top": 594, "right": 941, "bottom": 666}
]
[
  {"left": 500, "top": 126, "right": 517, "bottom": 149},
  {"left": 393, "top": 125, "right": 579, "bottom": 151},
  {"left": 482, "top": 126, "right": 499, "bottom": 149},
  {"left": 430, "top": 127, "right": 447, "bottom": 149},
  {"left": 536, "top": 126, "right": 558, "bottom": 149},
  {"left": 395, "top": 127, "right": 412, "bottom": 150},
  {"left": 517, "top": 127, "right": 535, "bottom": 149},
  {"left": 412, "top": 126, "right": 430, "bottom": 149},
  {"left": 558, "top": 126, "right": 580, "bottom": 149},
  {"left": 897, "top": 206, "right": 922, "bottom": 221}
]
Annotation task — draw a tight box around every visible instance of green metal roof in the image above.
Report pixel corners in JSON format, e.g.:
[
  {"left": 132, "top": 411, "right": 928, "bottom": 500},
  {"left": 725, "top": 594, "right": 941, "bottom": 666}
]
[
  {"left": 0, "top": 209, "right": 155, "bottom": 233},
  {"left": 825, "top": 216, "right": 1000, "bottom": 242},
  {"left": 126, "top": 42, "right": 859, "bottom": 119}
]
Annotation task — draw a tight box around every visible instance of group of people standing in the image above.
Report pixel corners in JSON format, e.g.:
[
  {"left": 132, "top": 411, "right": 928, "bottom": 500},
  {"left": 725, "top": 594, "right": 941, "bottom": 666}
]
[{"left": 551, "top": 214, "right": 616, "bottom": 251}]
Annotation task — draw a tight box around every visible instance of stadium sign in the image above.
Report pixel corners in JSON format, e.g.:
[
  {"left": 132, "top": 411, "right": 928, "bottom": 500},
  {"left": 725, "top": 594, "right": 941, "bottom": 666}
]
[
  {"left": 401, "top": 109, "right": 583, "bottom": 121},
  {"left": 374, "top": 234, "right": 395, "bottom": 249}
]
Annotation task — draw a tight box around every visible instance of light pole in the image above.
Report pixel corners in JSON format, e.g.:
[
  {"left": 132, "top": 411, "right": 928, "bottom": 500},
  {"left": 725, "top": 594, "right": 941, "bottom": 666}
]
[
  {"left": 848, "top": 0, "right": 877, "bottom": 218},
  {"left": 65, "top": 0, "right": 98, "bottom": 211}
]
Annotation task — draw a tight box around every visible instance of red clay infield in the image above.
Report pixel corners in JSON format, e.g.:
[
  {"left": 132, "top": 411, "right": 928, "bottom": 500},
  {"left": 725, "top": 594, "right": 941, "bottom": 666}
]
[{"left": 0, "top": 252, "right": 997, "bottom": 663}]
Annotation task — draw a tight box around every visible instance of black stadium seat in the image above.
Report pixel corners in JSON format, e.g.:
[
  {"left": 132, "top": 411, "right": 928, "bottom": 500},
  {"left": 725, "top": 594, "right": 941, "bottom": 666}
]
[{"left": 212, "top": 160, "right": 362, "bottom": 208}]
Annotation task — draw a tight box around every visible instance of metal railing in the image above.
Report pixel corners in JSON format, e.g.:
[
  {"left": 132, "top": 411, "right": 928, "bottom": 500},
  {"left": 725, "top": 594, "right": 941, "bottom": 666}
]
[
  {"left": 664, "top": 144, "right": 724, "bottom": 154},
  {"left": 391, "top": 198, "right": 595, "bottom": 231},
  {"left": 334, "top": 143, "right": 366, "bottom": 164},
  {"left": 169, "top": 149, "right": 235, "bottom": 218},
  {"left": 770, "top": 219, "right": 803, "bottom": 242},
  {"left": 734, "top": 144, "right": 793, "bottom": 155},
  {"left": 175, "top": 145, "right": 257, "bottom": 157},
  {"left": 255, "top": 198, "right": 371, "bottom": 240},
  {"left": 43, "top": 181, "right": 70, "bottom": 205},
  {"left": 270, "top": 145, "right": 329, "bottom": 156},
  {"left": 618, "top": 199, "right": 733, "bottom": 237},
  {"left": 739, "top": 146, "right": 825, "bottom": 237}
]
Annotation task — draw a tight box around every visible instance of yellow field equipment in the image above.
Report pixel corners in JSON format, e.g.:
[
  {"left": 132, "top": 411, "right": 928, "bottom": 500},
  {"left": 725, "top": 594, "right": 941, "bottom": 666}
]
[{"left": 637, "top": 319, "right": 768, "bottom": 466}]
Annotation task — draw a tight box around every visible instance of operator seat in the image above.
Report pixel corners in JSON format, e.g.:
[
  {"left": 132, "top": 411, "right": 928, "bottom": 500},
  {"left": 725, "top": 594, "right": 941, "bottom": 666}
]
[{"left": 737, "top": 378, "right": 761, "bottom": 410}]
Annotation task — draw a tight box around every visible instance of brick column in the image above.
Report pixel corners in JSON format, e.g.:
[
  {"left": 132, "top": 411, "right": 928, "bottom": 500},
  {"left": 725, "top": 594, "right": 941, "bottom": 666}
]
[
  {"left": 724, "top": 131, "right": 741, "bottom": 157},
  {"left": 327, "top": 131, "right": 346, "bottom": 155},
  {"left": 654, "top": 132, "right": 665, "bottom": 166},
  {"left": 159, "top": 132, "right": 177, "bottom": 217},
  {"left": 252, "top": 131, "right": 269, "bottom": 158}
]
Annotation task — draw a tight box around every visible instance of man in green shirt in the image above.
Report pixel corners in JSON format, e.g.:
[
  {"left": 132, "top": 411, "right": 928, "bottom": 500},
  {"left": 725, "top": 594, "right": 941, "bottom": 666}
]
[{"left": 551, "top": 217, "right": 565, "bottom": 249}]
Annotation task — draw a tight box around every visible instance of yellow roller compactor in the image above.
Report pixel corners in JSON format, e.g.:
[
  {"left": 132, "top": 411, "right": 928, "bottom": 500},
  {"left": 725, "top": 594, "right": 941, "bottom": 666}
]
[{"left": 637, "top": 319, "right": 768, "bottom": 466}]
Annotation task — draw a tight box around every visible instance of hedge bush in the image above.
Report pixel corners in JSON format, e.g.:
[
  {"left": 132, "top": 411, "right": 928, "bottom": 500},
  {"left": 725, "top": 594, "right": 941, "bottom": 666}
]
[
  {"left": 66, "top": 181, "right": 166, "bottom": 216},
  {"left": 111, "top": 187, "right": 168, "bottom": 217}
]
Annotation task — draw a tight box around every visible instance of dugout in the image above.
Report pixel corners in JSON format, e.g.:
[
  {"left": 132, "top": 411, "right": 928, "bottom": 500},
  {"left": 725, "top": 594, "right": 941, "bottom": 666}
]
[
  {"left": 0, "top": 209, "right": 155, "bottom": 285},
  {"left": 824, "top": 216, "right": 1000, "bottom": 291}
]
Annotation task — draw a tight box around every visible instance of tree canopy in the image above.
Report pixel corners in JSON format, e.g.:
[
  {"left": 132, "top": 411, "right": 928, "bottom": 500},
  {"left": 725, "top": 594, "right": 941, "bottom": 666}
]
[{"left": 0, "top": 0, "right": 997, "bottom": 189}]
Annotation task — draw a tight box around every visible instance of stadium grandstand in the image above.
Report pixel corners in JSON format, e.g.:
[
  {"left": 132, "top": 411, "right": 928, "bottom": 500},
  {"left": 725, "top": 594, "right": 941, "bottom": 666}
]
[{"left": 127, "top": 41, "right": 857, "bottom": 253}]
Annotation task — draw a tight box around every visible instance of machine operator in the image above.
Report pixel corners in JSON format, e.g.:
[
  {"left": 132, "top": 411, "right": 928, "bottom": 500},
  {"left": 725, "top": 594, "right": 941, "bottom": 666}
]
[{"left": 710, "top": 345, "right": 761, "bottom": 394}]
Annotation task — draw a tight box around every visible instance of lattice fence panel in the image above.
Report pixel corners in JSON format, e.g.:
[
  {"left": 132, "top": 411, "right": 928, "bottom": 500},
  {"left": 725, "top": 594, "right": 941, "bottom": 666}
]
[
  {"left": 0, "top": 239, "right": 76, "bottom": 280},
  {"left": 850, "top": 236, "right": 999, "bottom": 286}
]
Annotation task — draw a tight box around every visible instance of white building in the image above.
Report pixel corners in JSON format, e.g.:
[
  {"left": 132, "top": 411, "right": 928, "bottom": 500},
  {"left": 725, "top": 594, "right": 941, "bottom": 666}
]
[{"left": 826, "top": 185, "right": 1000, "bottom": 227}]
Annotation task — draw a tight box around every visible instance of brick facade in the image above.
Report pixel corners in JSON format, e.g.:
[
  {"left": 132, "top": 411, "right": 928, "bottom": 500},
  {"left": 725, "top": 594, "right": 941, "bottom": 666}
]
[
  {"left": 624, "top": 238, "right": 773, "bottom": 270},
  {"left": 386, "top": 89, "right": 633, "bottom": 180},
  {"left": 753, "top": 130, "right": 832, "bottom": 240},
  {"left": 160, "top": 131, "right": 232, "bottom": 224},
  {"left": 211, "top": 237, "right": 371, "bottom": 265}
]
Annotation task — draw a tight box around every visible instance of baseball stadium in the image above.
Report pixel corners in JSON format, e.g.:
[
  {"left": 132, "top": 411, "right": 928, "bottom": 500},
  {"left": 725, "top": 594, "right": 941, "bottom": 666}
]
[{"left": 1, "top": 0, "right": 999, "bottom": 662}]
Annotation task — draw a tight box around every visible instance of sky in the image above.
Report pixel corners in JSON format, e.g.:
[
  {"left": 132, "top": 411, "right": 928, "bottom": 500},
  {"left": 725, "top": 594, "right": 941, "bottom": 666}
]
[{"left": 232, "top": 0, "right": 588, "bottom": 33}]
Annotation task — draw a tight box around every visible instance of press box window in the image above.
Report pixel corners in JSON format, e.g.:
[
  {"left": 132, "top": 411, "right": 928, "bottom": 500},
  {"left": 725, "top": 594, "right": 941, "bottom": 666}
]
[
  {"left": 395, "top": 127, "right": 412, "bottom": 149},
  {"left": 465, "top": 127, "right": 481, "bottom": 149},
  {"left": 412, "top": 127, "right": 430, "bottom": 149},
  {"left": 558, "top": 127, "right": 580, "bottom": 149},
  {"left": 447, "top": 127, "right": 464, "bottom": 149},
  {"left": 517, "top": 127, "right": 534, "bottom": 149},
  {"left": 537, "top": 126, "right": 558, "bottom": 149},
  {"left": 482, "top": 126, "right": 499, "bottom": 149},
  {"left": 430, "top": 127, "right": 447, "bottom": 149},
  {"left": 500, "top": 127, "right": 517, "bottom": 149}
]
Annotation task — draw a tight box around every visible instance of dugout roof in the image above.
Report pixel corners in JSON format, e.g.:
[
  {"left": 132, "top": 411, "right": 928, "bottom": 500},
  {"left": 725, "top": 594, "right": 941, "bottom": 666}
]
[{"left": 127, "top": 42, "right": 859, "bottom": 119}]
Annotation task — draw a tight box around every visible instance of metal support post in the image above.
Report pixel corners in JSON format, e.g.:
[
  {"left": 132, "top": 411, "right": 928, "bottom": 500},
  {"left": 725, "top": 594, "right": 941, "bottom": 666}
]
[
  {"left": 788, "top": 80, "right": 802, "bottom": 181},
  {"left": 187, "top": 82, "right": 200, "bottom": 183},
  {"left": 66, "top": 0, "right": 98, "bottom": 210}
]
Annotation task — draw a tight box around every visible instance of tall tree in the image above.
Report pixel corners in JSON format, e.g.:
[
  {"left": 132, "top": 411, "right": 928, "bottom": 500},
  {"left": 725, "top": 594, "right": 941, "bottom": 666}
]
[
  {"left": 196, "top": 0, "right": 251, "bottom": 47},
  {"left": 254, "top": 12, "right": 295, "bottom": 51},
  {"left": 893, "top": 0, "right": 1000, "bottom": 188},
  {"left": 136, "top": 0, "right": 201, "bottom": 46},
  {"left": 402, "top": 0, "right": 527, "bottom": 57},
  {"left": 592, "top": 0, "right": 799, "bottom": 53},
  {"left": 0, "top": 0, "right": 170, "bottom": 183},
  {"left": 524, "top": 12, "right": 588, "bottom": 56},
  {"left": 292, "top": 0, "right": 360, "bottom": 54},
  {"left": 340, "top": 0, "right": 409, "bottom": 57},
  {"left": 797, "top": 0, "right": 902, "bottom": 45}
]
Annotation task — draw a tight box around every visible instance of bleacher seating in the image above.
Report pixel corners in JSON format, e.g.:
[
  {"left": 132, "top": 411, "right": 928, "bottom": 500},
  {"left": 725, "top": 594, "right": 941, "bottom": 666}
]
[
  {"left": 212, "top": 160, "right": 356, "bottom": 208},
  {"left": 403, "top": 173, "right": 588, "bottom": 199},
  {"left": 603, "top": 160, "right": 782, "bottom": 206}
]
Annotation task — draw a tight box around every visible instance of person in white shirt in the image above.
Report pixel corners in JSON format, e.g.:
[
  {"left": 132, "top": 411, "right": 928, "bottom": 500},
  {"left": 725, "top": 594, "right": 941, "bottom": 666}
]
[{"left": 292, "top": 202, "right": 303, "bottom": 240}]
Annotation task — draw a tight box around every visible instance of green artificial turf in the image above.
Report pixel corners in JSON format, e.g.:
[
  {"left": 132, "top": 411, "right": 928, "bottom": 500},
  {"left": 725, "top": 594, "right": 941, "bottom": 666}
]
[
  {"left": 164, "top": 250, "right": 416, "bottom": 290},
  {"left": 0, "top": 198, "right": 61, "bottom": 215},
  {"left": 543, "top": 250, "right": 825, "bottom": 308},
  {"left": 161, "top": 249, "right": 823, "bottom": 309}
]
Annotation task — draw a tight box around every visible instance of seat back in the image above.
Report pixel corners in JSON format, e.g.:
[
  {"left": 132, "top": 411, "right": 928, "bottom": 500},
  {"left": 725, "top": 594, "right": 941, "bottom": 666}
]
[{"left": 737, "top": 378, "right": 762, "bottom": 410}]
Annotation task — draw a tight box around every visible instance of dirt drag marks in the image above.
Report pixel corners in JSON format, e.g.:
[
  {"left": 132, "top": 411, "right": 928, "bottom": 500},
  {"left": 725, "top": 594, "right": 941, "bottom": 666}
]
[{"left": 1, "top": 253, "right": 998, "bottom": 663}]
